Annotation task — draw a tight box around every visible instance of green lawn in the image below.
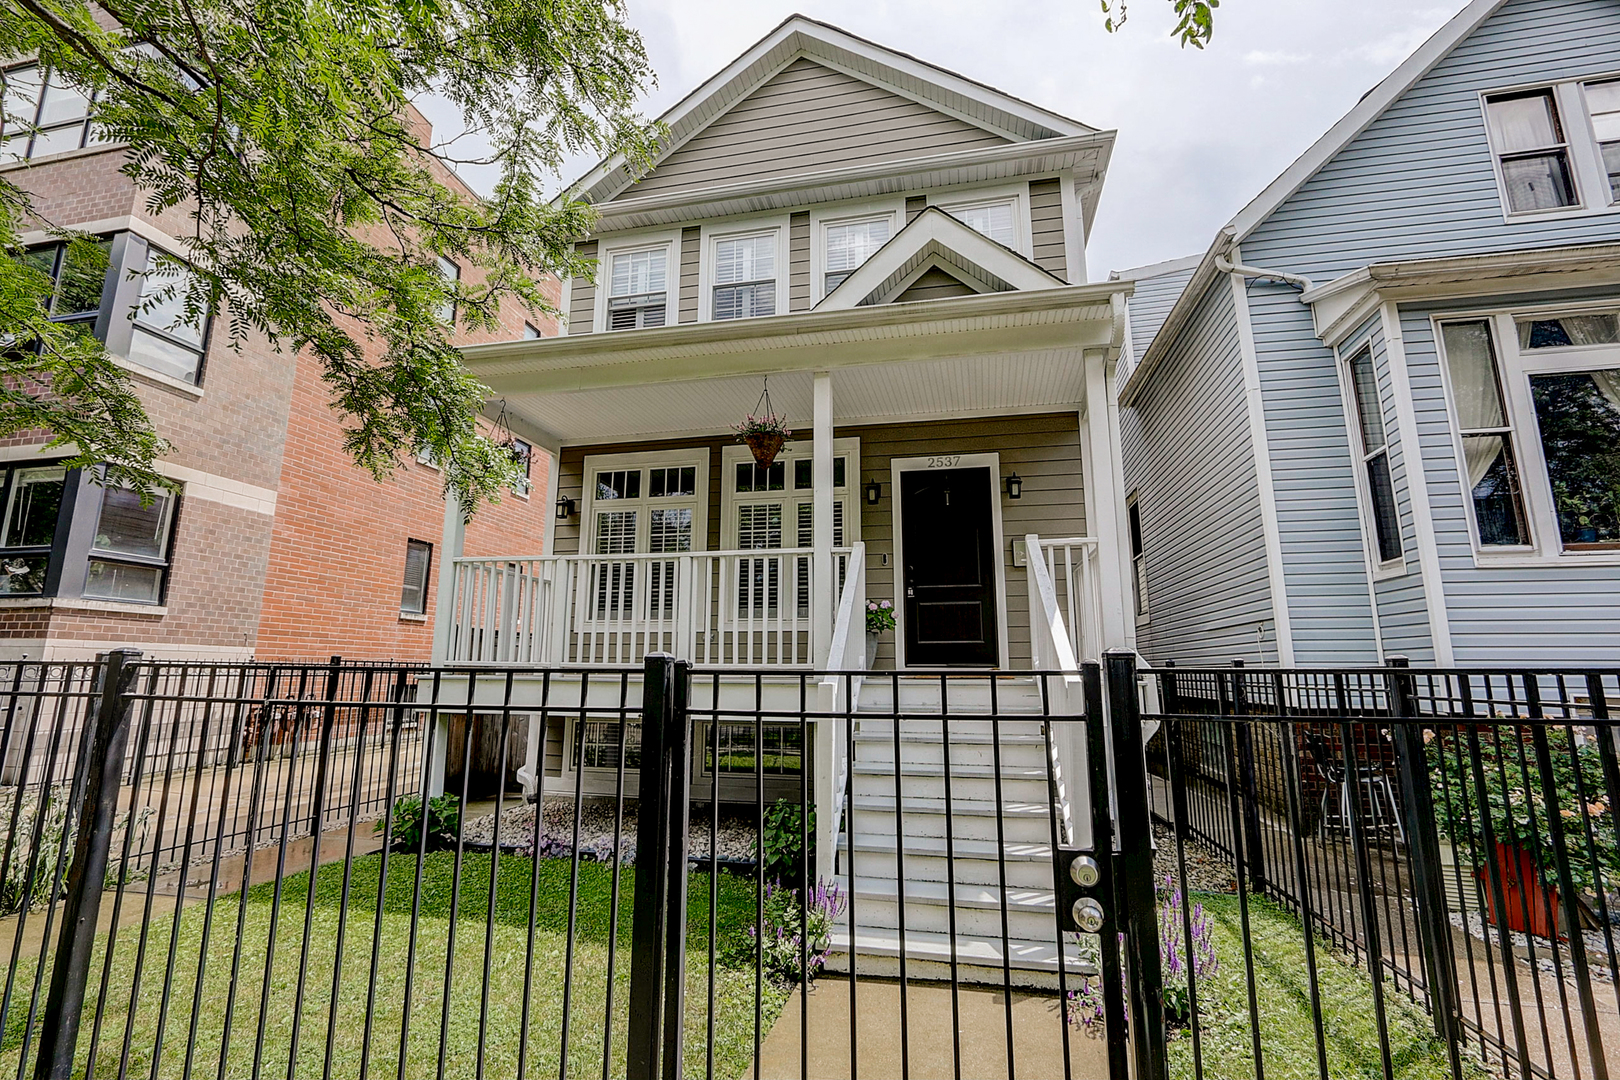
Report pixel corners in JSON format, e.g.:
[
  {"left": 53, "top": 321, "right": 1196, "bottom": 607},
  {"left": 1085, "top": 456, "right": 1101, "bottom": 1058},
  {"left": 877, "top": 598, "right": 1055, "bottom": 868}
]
[
  {"left": 5, "top": 854, "right": 788, "bottom": 1079},
  {"left": 1170, "top": 893, "right": 1487, "bottom": 1080}
]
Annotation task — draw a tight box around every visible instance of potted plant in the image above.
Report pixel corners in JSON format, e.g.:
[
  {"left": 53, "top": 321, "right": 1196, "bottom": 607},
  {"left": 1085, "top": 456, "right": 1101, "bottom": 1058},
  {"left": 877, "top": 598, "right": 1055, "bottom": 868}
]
[
  {"left": 865, "top": 599, "right": 895, "bottom": 660},
  {"left": 733, "top": 412, "right": 791, "bottom": 467}
]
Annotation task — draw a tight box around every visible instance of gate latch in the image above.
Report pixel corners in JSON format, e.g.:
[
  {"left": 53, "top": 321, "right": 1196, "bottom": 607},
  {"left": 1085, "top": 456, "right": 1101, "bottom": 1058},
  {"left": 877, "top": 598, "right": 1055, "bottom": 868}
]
[{"left": 1057, "top": 848, "right": 1111, "bottom": 934}]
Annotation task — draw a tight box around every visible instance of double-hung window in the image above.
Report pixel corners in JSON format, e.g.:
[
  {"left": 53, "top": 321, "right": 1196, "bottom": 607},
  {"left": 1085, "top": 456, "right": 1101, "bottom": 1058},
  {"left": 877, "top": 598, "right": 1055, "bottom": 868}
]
[
  {"left": 127, "top": 248, "right": 210, "bottom": 384},
  {"left": 400, "top": 539, "right": 432, "bottom": 614},
  {"left": 1439, "top": 310, "right": 1620, "bottom": 556},
  {"left": 1, "top": 64, "right": 105, "bottom": 162},
  {"left": 939, "top": 197, "right": 1019, "bottom": 247},
  {"left": 1345, "top": 346, "right": 1403, "bottom": 567},
  {"left": 712, "top": 233, "right": 776, "bottom": 320},
  {"left": 84, "top": 481, "right": 177, "bottom": 604},
  {"left": 823, "top": 216, "right": 891, "bottom": 295},
  {"left": 1485, "top": 90, "right": 1578, "bottom": 213},
  {"left": 581, "top": 452, "right": 707, "bottom": 620},
  {"left": 606, "top": 246, "right": 668, "bottom": 330}
]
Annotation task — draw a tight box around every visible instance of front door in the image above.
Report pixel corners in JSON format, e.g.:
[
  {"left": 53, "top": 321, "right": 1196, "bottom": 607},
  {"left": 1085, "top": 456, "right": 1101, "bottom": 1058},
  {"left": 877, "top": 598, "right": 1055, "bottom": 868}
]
[{"left": 899, "top": 466, "right": 999, "bottom": 666}]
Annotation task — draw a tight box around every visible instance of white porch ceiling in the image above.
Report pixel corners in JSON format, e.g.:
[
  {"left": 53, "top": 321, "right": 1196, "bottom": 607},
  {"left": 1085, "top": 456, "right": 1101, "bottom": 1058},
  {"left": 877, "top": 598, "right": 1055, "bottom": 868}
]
[{"left": 500, "top": 350, "right": 1086, "bottom": 446}]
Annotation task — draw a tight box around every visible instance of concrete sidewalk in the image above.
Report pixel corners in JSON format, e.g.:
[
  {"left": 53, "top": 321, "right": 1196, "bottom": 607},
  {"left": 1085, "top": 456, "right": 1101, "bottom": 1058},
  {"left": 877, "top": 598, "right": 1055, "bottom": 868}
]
[{"left": 755, "top": 976, "right": 1107, "bottom": 1080}]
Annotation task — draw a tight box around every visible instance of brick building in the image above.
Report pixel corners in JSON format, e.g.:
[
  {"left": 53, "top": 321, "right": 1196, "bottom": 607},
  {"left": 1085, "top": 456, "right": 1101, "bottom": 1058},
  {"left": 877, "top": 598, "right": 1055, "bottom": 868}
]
[{"left": 1, "top": 71, "right": 553, "bottom": 661}]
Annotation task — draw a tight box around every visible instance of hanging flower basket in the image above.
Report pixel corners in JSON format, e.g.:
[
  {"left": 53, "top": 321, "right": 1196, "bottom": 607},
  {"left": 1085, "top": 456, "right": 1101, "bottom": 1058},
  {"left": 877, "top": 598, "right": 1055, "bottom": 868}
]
[{"left": 733, "top": 412, "right": 791, "bottom": 467}]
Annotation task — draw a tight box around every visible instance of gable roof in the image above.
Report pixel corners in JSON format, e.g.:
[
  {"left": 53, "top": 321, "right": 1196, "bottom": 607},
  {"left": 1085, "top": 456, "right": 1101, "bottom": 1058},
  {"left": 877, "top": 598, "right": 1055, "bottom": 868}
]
[
  {"left": 1119, "top": 0, "right": 1508, "bottom": 406},
  {"left": 572, "top": 15, "right": 1096, "bottom": 207},
  {"left": 817, "top": 207, "right": 1066, "bottom": 310}
]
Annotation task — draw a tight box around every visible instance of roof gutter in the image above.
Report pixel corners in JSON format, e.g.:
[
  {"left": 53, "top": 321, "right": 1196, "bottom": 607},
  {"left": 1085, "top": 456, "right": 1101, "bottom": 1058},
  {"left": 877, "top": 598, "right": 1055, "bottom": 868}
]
[{"left": 1213, "top": 255, "right": 1313, "bottom": 293}]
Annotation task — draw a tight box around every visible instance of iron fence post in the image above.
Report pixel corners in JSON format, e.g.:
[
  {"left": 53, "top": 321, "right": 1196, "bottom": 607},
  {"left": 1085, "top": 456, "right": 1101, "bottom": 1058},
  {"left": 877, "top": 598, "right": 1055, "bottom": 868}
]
[
  {"left": 1105, "top": 649, "right": 1169, "bottom": 1080},
  {"left": 629, "top": 653, "right": 689, "bottom": 1080},
  {"left": 1385, "top": 657, "right": 1464, "bottom": 1074},
  {"left": 660, "top": 659, "right": 692, "bottom": 1080},
  {"left": 1080, "top": 661, "right": 1129, "bottom": 1078},
  {"left": 1230, "top": 659, "right": 1267, "bottom": 894},
  {"left": 34, "top": 649, "right": 141, "bottom": 1080}
]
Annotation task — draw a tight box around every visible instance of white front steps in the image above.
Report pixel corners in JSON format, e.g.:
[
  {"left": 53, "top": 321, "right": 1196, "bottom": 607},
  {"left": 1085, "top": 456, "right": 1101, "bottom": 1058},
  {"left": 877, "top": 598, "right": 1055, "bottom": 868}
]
[{"left": 827, "top": 678, "right": 1084, "bottom": 988}]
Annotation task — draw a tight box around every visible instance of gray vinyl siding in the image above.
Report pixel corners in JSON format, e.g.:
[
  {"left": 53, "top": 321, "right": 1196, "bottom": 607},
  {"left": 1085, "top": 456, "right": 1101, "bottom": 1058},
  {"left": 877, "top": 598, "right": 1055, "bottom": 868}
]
[
  {"left": 679, "top": 227, "right": 700, "bottom": 323},
  {"left": 1241, "top": 0, "right": 1620, "bottom": 282},
  {"left": 1246, "top": 285, "right": 1381, "bottom": 664},
  {"left": 1028, "top": 178, "right": 1067, "bottom": 281},
  {"left": 1400, "top": 302, "right": 1620, "bottom": 665},
  {"left": 1231, "top": 0, "right": 1620, "bottom": 663},
  {"left": 621, "top": 58, "right": 1008, "bottom": 200},
  {"left": 1124, "top": 266, "right": 1197, "bottom": 364},
  {"left": 567, "top": 240, "right": 597, "bottom": 335},
  {"left": 1353, "top": 317, "right": 1436, "bottom": 662},
  {"left": 552, "top": 413, "right": 1084, "bottom": 670},
  {"left": 789, "top": 212, "right": 811, "bottom": 312},
  {"left": 1123, "top": 277, "right": 1278, "bottom": 664},
  {"left": 894, "top": 266, "right": 976, "bottom": 303}
]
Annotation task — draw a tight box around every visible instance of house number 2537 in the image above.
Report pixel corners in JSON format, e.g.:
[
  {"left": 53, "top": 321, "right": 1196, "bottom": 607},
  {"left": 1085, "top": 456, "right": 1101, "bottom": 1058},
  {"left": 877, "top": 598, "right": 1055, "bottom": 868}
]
[{"left": 926, "top": 455, "right": 961, "bottom": 468}]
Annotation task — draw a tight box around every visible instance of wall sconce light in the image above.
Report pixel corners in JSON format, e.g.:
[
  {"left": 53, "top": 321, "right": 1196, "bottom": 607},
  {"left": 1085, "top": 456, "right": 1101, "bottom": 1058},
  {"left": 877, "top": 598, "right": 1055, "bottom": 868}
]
[
  {"left": 555, "top": 496, "right": 576, "bottom": 520},
  {"left": 1005, "top": 473, "right": 1023, "bottom": 500},
  {"left": 864, "top": 480, "right": 882, "bottom": 505}
]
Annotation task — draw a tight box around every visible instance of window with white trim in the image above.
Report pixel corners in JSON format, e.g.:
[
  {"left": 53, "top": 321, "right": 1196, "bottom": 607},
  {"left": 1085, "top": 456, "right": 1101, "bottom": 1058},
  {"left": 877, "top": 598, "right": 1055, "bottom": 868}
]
[
  {"left": 606, "top": 246, "right": 668, "bottom": 330},
  {"left": 939, "top": 198, "right": 1018, "bottom": 247},
  {"left": 712, "top": 233, "right": 776, "bottom": 320},
  {"left": 582, "top": 452, "right": 707, "bottom": 619},
  {"left": 1586, "top": 79, "right": 1620, "bottom": 198},
  {"left": 823, "top": 216, "right": 891, "bottom": 294},
  {"left": 435, "top": 257, "right": 460, "bottom": 324},
  {"left": 1127, "top": 495, "right": 1148, "bottom": 619},
  {"left": 1438, "top": 309, "right": 1620, "bottom": 556},
  {"left": 722, "top": 442, "right": 855, "bottom": 618},
  {"left": 1485, "top": 90, "right": 1578, "bottom": 213},
  {"left": 1345, "top": 346, "right": 1403, "bottom": 566}
]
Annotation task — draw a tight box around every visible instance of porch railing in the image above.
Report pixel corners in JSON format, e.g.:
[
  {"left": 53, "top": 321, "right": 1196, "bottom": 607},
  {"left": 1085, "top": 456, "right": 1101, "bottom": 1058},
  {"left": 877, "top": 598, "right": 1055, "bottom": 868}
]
[
  {"left": 1035, "top": 536, "right": 1103, "bottom": 664},
  {"left": 445, "top": 547, "right": 853, "bottom": 667}
]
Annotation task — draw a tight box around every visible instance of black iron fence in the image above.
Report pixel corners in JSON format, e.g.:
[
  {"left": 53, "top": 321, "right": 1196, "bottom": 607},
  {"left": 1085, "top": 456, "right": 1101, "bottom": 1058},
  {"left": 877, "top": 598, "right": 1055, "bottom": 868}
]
[
  {"left": 1142, "top": 657, "right": 1619, "bottom": 1080},
  {"left": 0, "top": 649, "right": 1614, "bottom": 1079}
]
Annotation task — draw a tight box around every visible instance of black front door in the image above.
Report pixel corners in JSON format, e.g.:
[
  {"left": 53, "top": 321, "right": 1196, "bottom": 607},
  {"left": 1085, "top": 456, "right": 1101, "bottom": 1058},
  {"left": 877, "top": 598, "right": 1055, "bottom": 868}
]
[{"left": 900, "top": 466, "right": 999, "bottom": 666}]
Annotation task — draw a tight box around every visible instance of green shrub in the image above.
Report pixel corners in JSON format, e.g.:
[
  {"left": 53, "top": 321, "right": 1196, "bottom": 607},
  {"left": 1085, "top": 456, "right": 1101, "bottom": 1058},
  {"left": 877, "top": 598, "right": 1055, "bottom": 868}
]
[
  {"left": 757, "top": 799, "right": 813, "bottom": 881},
  {"left": 376, "top": 792, "right": 461, "bottom": 852}
]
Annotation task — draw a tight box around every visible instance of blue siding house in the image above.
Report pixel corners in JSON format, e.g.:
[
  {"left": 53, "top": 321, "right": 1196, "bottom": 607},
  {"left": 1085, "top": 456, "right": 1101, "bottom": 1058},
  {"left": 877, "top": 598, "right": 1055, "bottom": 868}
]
[{"left": 1118, "top": 0, "right": 1620, "bottom": 667}]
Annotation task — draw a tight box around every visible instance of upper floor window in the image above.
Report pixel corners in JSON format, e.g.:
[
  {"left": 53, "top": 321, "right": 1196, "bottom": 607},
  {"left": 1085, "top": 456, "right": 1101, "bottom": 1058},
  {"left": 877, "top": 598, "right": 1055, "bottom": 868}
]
[
  {"left": 712, "top": 233, "right": 776, "bottom": 320},
  {"left": 1586, "top": 80, "right": 1620, "bottom": 198},
  {"left": 129, "top": 248, "right": 209, "bottom": 384},
  {"left": 400, "top": 539, "right": 432, "bottom": 614},
  {"left": 21, "top": 239, "right": 110, "bottom": 332},
  {"left": 509, "top": 436, "right": 533, "bottom": 496},
  {"left": 1, "top": 64, "right": 105, "bottom": 162},
  {"left": 940, "top": 197, "right": 1018, "bottom": 247},
  {"left": 1438, "top": 310, "right": 1620, "bottom": 558},
  {"left": 824, "top": 217, "right": 891, "bottom": 294},
  {"left": 522, "top": 321, "right": 542, "bottom": 339},
  {"left": 84, "top": 480, "right": 176, "bottom": 604},
  {"left": 1344, "top": 345, "right": 1403, "bottom": 567},
  {"left": 1485, "top": 90, "right": 1577, "bottom": 213},
  {"left": 1127, "top": 495, "right": 1147, "bottom": 620},
  {"left": 607, "top": 246, "right": 667, "bottom": 330},
  {"left": 435, "top": 256, "right": 460, "bottom": 324}
]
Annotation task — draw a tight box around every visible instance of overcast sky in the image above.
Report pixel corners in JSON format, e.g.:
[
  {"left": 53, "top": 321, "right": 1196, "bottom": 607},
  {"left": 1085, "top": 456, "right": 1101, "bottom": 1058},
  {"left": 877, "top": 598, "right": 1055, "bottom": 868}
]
[{"left": 425, "top": 0, "right": 1466, "bottom": 278}]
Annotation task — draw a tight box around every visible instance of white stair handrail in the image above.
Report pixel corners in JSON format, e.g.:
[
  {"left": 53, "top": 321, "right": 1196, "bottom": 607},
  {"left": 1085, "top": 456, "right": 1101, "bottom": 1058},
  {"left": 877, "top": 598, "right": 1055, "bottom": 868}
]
[{"left": 816, "top": 542, "right": 865, "bottom": 884}]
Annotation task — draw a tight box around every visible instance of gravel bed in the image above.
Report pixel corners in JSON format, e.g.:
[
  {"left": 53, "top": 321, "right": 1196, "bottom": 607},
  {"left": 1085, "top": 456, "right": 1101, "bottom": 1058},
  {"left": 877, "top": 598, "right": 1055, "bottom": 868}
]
[
  {"left": 1151, "top": 822, "right": 1238, "bottom": 894},
  {"left": 461, "top": 797, "right": 757, "bottom": 865},
  {"left": 1450, "top": 910, "right": 1617, "bottom": 983}
]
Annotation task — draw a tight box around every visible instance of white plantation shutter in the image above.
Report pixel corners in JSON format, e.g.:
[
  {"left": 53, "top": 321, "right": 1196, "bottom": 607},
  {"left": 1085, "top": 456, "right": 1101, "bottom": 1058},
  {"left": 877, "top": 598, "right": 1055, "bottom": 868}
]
[
  {"left": 607, "top": 248, "right": 668, "bottom": 330},
  {"left": 713, "top": 234, "right": 776, "bottom": 320},
  {"left": 944, "top": 200, "right": 1017, "bottom": 246},
  {"left": 824, "top": 218, "right": 891, "bottom": 292},
  {"left": 400, "top": 540, "right": 431, "bottom": 614}
]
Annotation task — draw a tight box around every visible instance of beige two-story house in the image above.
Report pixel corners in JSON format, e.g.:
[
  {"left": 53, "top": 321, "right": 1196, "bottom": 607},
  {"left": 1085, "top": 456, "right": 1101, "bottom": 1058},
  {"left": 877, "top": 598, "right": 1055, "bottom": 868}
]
[{"left": 429, "top": 16, "right": 1133, "bottom": 978}]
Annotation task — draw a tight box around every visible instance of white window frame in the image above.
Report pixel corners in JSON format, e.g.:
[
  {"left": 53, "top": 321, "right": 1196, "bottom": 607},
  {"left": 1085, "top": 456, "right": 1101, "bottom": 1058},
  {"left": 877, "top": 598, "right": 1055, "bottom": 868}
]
[
  {"left": 591, "top": 229, "right": 681, "bottom": 335},
  {"left": 1334, "top": 339, "right": 1408, "bottom": 580},
  {"left": 926, "top": 182, "right": 1031, "bottom": 258},
  {"left": 1127, "top": 492, "right": 1148, "bottom": 624},
  {"left": 1432, "top": 303, "right": 1620, "bottom": 566},
  {"left": 1479, "top": 73, "right": 1620, "bottom": 222},
  {"left": 698, "top": 215, "right": 790, "bottom": 323},
  {"left": 809, "top": 199, "right": 904, "bottom": 304},
  {"left": 718, "top": 438, "right": 861, "bottom": 551},
  {"left": 580, "top": 447, "right": 711, "bottom": 556}
]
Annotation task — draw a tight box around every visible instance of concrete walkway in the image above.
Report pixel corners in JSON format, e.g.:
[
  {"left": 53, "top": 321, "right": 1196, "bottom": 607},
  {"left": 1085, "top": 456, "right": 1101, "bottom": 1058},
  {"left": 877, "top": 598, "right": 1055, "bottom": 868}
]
[{"left": 755, "top": 977, "right": 1105, "bottom": 1080}]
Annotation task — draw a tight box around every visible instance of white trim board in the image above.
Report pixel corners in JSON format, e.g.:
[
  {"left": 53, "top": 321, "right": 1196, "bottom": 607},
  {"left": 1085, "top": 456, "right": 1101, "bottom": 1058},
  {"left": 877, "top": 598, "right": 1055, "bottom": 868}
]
[{"left": 888, "top": 451, "right": 1011, "bottom": 671}]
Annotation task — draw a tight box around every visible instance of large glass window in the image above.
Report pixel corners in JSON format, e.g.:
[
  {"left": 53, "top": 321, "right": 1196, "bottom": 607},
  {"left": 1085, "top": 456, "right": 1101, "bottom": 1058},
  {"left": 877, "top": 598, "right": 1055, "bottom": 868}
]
[
  {"left": 1528, "top": 368, "right": 1620, "bottom": 549},
  {"left": 1, "top": 65, "right": 105, "bottom": 162},
  {"left": 1486, "top": 90, "right": 1578, "bottom": 213},
  {"left": 127, "top": 249, "right": 209, "bottom": 384},
  {"left": 1439, "top": 322, "right": 1531, "bottom": 546},
  {"left": 84, "top": 481, "right": 176, "bottom": 603},
  {"left": 712, "top": 234, "right": 776, "bottom": 320},
  {"left": 20, "top": 240, "right": 111, "bottom": 336},
  {"left": 824, "top": 217, "right": 891, "bottom": 294},
  {"left": 0, "top": 467, "right": 65, "bottom": 595},
  {"left": 1345, "top": 347, "right": 1403, "bottom": 565},
  {"left": 940, "top": 198, "right": 1018, "bottom": 246},
  {"left": 606, "top": 247, "right": 668, "bottom": 330}
]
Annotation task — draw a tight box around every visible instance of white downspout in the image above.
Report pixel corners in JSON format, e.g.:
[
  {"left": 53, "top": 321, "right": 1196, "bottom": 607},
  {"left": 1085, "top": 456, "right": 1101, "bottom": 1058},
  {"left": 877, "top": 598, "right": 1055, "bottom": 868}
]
[{"left": 1214, "top": 255, "right": 1313, "bottom": 293}]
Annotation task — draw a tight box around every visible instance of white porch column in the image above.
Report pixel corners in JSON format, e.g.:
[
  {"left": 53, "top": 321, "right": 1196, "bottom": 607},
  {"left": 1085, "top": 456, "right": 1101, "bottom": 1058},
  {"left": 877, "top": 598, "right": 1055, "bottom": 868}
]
[
  {"left": 1082, "top": 349, "right": 1130, "bottom": 652},
  {"left": 427, "top": 486, "right": 467, "bottom": 797},
  {"left": 812, "top": 371, "right": 835, "bottom": 667}
]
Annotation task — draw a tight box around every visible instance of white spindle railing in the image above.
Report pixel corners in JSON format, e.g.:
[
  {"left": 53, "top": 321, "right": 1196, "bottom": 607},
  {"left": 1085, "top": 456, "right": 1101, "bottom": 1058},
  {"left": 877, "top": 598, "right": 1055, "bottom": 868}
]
[
  {"left": 1025, "top": 534, "right": 1087, "bottom": 847},
  {"left": 444, "top": 548, "right": 853, "bottom": 667},
  {"left": 1034, "top": 536, "right": 1103, "bottom": 664},
  {"left": 815, "top": 541, "right": 866, "bottom": 885}
]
